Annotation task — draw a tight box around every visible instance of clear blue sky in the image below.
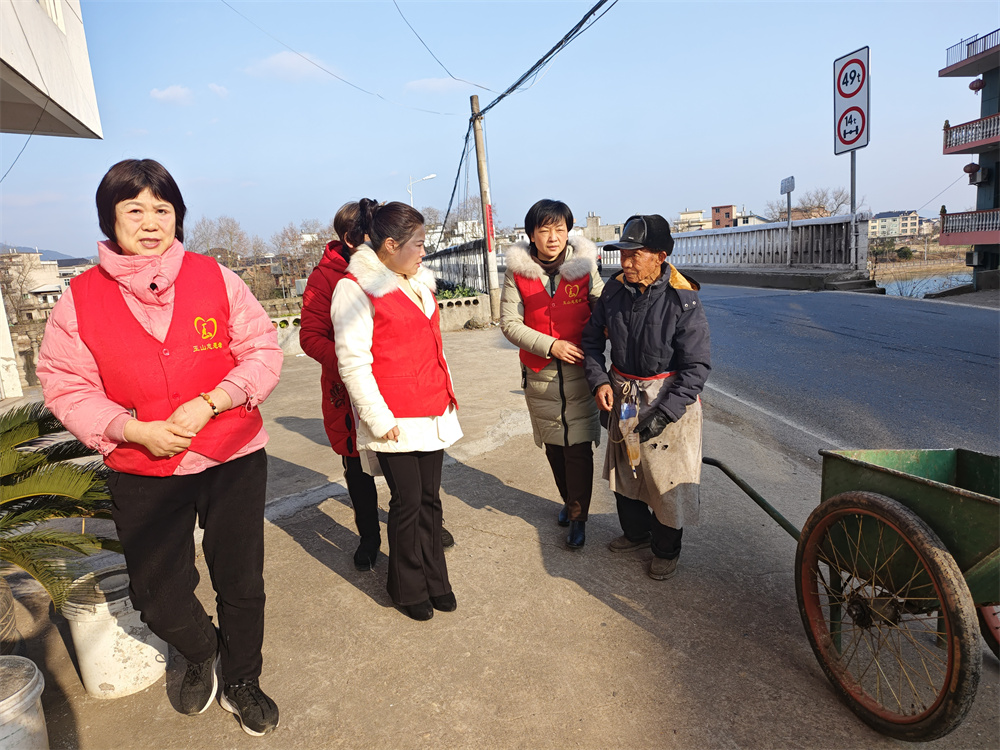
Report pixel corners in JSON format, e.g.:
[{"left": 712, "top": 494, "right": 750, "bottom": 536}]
[{"left": 0, "top": 0, "right": 996, "bottom": 255}]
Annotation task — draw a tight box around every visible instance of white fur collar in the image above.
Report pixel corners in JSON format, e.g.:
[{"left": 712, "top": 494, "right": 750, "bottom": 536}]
[
  {"left": 347, "top": 244, "right": 437, "bottom": 298},
  {"left": 504, "top": 235, "right": 597, "bottom": 282}
]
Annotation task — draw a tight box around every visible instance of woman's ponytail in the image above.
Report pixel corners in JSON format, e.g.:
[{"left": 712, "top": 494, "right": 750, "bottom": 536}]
[
  {"left": 353, "top": 200, "right": 424, "bottom": 253},
  {"left": 345, "top": 197, "right": 378, "bottom": 249}
]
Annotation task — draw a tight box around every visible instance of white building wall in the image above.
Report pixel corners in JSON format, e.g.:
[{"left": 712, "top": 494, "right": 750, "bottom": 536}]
[{"left": 0, "top": 0, "right": 102, "bottom": 138}]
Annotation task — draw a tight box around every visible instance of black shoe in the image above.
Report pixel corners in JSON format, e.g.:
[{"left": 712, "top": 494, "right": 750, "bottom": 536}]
[
  {"left": 567, "top": 520, "right": 586, "bottom": 549},
  {"left": 557, "top": 504, "right": 570, "bottom": 527},
  {"left": 401, "top": 600, "right": 434, "bottom": 621},
  {"left": 220, "top": 678, "right": 279, "bottom": 736},
  {"left": 353, "top": 536, "right": 381, "bottom": 571},
  {"left": 430, "top": 592, "right": 457, "bottom": 612},
  {"left": 179, "top": 650, "right": 219, "bottom": 715},
  {"left": 441, "top": 527, "right": 455, "bottom": 548}
]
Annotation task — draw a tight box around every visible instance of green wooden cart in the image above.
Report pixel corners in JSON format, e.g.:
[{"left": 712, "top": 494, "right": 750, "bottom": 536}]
[{"left": 704, "top": 448, "right": 999, "bottom": 742}]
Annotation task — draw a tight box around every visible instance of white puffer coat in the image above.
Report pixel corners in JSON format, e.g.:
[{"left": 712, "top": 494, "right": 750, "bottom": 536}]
[{"left": 500, "top": 236, "right": 603, "bottom": 447}]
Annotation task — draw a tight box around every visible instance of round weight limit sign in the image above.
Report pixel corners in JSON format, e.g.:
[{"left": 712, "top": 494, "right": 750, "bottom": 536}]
[
  {"left": 837, "top": 58, "right": 866, "bottom": 99},
  {"left": 837, "top": 106, "right": 865, "bottom": 146}
]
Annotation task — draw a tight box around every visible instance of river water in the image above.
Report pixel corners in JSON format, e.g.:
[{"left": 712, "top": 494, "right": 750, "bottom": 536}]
[{"left": 877, "top": 269, "right": 972, "bottom": 298}]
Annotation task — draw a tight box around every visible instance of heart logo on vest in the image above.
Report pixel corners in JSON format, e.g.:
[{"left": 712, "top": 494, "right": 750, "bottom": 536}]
[
  {"left": 564, "top": 284, "right": 580, "bottom": 298},
  {"left": 194, "top": 317, "right": 218, "bottom": 340}
]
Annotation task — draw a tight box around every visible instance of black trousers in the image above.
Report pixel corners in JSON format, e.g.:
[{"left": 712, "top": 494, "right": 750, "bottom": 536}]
[
  {"left": 377, "top": 450, "right": 451, "bottom": 607},
  {"left": 343, "top": 454, "right": 380, "bottom": 541},
  {"left": 544, "top": 442, "right": 594, "bottom": 521},
  {"left": 615, "top": 492, "right": 684, "bottom": 560},
  {"left": 109, "top": 450, "right": 268, "bottom": 683}
]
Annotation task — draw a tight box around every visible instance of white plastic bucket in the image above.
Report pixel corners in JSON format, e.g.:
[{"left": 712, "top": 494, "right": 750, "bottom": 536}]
[
  {"left": 60, "top": 566, "right": 168, "bottom": 699},
  {"left": 0, "top": 655, "right": 48, "bottom": 750}
]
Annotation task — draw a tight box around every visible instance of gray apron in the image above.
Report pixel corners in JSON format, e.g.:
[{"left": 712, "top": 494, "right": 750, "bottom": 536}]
[{"left": 604, "top": 368, "right": 703, "bottom": 529}]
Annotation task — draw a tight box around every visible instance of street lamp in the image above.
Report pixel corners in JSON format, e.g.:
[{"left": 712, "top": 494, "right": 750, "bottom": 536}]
[{"left": 407, "top": 173, "right": 436, "bottom": 207}]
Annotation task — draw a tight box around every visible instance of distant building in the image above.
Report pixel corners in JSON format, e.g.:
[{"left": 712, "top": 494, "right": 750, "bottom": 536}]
[
  {"left": 711, "top": 205, "right": 771, "bottom": 229},
  {"left": 938, "top": 27, "right": 1000, "bottom": 281},
  {"left": 582, "top": 212, "right": 624, "bottom": 243},
  {"left": 0, "top": 251, "right": 63, "bottom": 322},
  {"left": 674, "top": 210, "right": 713, "bottom": 233},
  {"left": 868, "top": 210, "right": 925, "bottom": 238},
  {"left": 56, "top": 257, "right": 97, "bottom": 288},
  {"left": 712, "top": 205, "right": 737, "bottom": 228}
]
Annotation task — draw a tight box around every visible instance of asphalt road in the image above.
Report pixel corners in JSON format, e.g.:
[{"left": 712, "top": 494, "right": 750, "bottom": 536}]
[{"left": 699, "top": 285, "right": 1000, "bottom": 455}]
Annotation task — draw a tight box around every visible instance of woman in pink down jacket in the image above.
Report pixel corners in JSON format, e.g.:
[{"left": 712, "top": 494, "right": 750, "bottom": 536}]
[{"left": 36, "top": 159, "right": 282, "bottom": 737}]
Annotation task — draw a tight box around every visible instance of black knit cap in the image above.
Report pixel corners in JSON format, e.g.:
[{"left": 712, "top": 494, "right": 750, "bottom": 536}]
[{"left": 605, "top": 214, "right": 674, "bottom": 255}]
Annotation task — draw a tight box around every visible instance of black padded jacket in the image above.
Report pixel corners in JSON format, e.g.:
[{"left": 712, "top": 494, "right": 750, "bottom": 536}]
[{"left": 581, "top": 264, "right": 711, "bottom": 422}]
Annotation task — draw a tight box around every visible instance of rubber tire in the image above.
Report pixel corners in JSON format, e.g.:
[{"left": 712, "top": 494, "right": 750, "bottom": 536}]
[
  {"left": 795, "top": 491, "right": 981, "bottom": 742},
  {"left": 979, "top": 604, "right": 1000, "bottom": 660}
]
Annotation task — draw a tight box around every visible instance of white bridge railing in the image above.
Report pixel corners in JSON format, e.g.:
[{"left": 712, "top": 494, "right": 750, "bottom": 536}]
[
  {"left": 602, "top": 215, "right": 864, "bottom": 269},
  {"left": 426, "top": 216, "right": 865, "bottom": 290}
]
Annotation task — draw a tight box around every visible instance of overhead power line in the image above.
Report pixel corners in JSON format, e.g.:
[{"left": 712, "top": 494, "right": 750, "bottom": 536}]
[
  {"left": 0, "top": 2, "right": 52, "bottom": 184},
  {"left": 916, "top": 173, "right": 968, "bottom": 214},
  {"left": 219, "top": 0, "right": 460, "bottom": 116},
  {"left": 437, "top": 0, "right": 619, "bottom": 235},
  {"left": 391, "top": 0, "right": 495, "bottom": 93}
]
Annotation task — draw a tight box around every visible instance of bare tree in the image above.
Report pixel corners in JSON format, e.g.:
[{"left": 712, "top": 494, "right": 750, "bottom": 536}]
[
  {"left": 185, "top": 215, "right": 249, "bottom": 268},
  {"left": 242, "top": 266, "right": 277, "bottom": 301},
  {"left": 764, "top": 186, "right": 862, "bottom": 222},
  {"left": 213, "top": 216, "right": 250, "bottom": 267},
  {"left": 420, "top": 206, "right": 442, "bottom": 226},
  {"left": 0, "top": 254, "right": 41, "bottom": 323},
  {"left": 246, "top": 234, "right": 270, "bottom": 262},
  {"left": 185, "top": 216, "right": 221, "bottom": 255}
]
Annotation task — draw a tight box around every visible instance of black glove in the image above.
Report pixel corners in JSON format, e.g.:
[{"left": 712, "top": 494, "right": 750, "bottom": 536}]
[{"left": 636, "top": 410, "right": 671, "bottom": 443}]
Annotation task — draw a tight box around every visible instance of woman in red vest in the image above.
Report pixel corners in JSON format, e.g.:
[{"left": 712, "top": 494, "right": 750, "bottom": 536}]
[
  {"left": 36, "top": 159, "right": 282, "bottom": 737},
  {"left": 500, "top": 200, "right": 604, "bottom": 548},
  {"left": 330, "top": 200, "right": 461, "bottom": 621},
  {"left": 299, "top": 202, "right": 456, "bottom": 571}
]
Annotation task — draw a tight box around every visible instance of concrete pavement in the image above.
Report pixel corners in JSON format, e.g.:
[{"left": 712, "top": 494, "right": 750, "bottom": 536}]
[{"left": 9, "top": 323, "right": 1000, "bottom": 749}]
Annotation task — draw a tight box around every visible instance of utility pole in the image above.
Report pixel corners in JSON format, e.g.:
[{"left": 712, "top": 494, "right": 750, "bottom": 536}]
[{"left": 470, "top": 95, "right": 501, "bottom": 322}]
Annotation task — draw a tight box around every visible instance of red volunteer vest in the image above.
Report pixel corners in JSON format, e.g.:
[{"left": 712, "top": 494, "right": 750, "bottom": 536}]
[
  {"left": 514, "top": 274, "right": 591, "bottom": 372},
  {"left": 350, "top": 277, "right": 457, "bottom": 418},
  {"left": 72, "top": 252, "right": 263, "bottom": 476}
]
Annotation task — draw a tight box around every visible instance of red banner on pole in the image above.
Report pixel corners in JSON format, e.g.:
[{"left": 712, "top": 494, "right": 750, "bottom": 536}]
[{"left": 485, "top": 203, "right": 495, "bottom": 253}]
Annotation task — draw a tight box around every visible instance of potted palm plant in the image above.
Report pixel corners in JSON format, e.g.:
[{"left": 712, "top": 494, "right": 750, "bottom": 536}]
[{"left": 0, "top": 402, "right": 120, "bottom": 655}]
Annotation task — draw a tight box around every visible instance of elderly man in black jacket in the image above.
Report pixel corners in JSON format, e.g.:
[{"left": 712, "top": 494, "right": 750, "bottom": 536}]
[{"left": 582, "top": 214, "right": 711, "bottom": 580}]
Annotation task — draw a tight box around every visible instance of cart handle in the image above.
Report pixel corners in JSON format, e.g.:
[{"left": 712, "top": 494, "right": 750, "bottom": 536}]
[{"left": 702, "top": 457, "right": 801, "bottom": 541}]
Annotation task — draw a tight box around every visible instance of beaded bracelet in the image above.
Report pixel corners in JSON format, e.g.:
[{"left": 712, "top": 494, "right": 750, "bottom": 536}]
[{"left": 199, "top": 392, "right": 220, "bottom": 418}]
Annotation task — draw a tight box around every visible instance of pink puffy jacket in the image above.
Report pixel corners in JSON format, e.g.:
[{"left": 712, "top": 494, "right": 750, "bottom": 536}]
[{"left": 37, "top": 239, "right": 283, "bottom": 475}]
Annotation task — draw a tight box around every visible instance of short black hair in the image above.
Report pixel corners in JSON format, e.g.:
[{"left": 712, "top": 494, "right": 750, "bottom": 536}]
[
  {"left": 524, "top": 199, "right": 573, "bottom": 237},
  {"left": 95, "top": 159, "right": 186, "bottom": 243}
]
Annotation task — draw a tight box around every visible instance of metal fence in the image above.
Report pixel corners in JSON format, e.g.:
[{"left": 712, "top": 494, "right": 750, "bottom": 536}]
[
  {"left": 423, "top": 239, "right": 491, "bottom": 293},
  {"left": 425, "top": 216, "right": 865, "bottom": 289},
  {"left": 946, "top": 28, "right": 1000, "bottom": 67}
]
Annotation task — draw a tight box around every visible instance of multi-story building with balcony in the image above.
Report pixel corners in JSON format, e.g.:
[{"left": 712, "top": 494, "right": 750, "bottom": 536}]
[
  {"left": 868, "top": 210, "right": 928, "bottom": 238},
  {"left": 939, "top": 28, "right": 1000, "bottom": 285}
]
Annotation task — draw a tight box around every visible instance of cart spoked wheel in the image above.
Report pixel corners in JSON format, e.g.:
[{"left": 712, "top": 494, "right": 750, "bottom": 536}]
[
  {"left": 795, "top": 491, "right": 981, "bottom": 742},
  {"left": 979, "top": 605, "right": 1000, "bottom": 659}
]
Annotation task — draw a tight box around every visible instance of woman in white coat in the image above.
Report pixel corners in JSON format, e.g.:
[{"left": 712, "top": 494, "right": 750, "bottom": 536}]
[{"left": 330, "top": 199, "right": 461, "bottom": 621}]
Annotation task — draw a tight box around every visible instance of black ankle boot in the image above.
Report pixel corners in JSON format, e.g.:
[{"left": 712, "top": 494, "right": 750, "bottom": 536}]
[
  {"left": 567, "top": 520, "right": 585, "bottom": 549},
  {"left": 557, "top": 504, "right": 570, "bottom": 527},
  {"left": 401, "top": 600, "right": 434, "bottom": 621},
  {"left": 430, "top": 592, "right": 457, "bottom": 612},
  {"left": 353, "top": 537, "right": 381, "bottom": 571}
]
